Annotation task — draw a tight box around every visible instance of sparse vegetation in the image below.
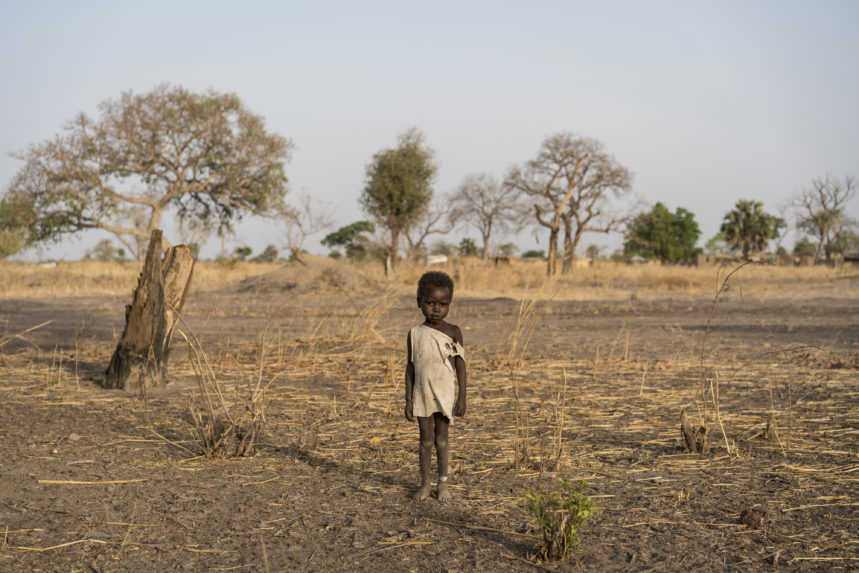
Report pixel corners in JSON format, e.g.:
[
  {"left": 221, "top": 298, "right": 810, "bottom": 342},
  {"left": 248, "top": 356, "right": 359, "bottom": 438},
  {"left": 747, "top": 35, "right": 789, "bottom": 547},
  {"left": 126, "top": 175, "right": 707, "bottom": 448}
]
[
  {"left": 525, "top": 479, "right": 595, "bottom": 560},
  {"left": 0, "top": 258, "right": 857, "bottom": 570},
  {"left": 180, "top": 326, "right": 270, "bottom": 458}
]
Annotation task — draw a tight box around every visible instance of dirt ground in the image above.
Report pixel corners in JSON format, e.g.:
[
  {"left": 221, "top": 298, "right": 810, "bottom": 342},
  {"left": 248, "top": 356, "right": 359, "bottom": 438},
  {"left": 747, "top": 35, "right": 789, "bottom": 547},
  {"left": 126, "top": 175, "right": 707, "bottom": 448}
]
[{"left": 1, "top": 272, "right": 858, "bottom": 572}]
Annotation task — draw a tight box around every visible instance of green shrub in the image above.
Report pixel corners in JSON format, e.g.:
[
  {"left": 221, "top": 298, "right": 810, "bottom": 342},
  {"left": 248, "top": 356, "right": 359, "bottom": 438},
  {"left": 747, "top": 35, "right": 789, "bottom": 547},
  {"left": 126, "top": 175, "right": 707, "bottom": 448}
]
[
  {"left": 521, "top": 249, "right": 545, "bottom": 260},
  {"left": 525, "top": 479, "right": 595, "bottom": 560}
]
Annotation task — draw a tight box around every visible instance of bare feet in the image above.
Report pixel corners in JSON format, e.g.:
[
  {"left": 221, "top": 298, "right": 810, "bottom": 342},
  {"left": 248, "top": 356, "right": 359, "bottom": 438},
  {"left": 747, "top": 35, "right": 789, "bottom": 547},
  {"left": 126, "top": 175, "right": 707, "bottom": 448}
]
[
  {"left": 415, "top": 484, "right": 431, "bottom": 501},
  {"left": 437, "top": 481, "right": 451, "bottom": 503}
]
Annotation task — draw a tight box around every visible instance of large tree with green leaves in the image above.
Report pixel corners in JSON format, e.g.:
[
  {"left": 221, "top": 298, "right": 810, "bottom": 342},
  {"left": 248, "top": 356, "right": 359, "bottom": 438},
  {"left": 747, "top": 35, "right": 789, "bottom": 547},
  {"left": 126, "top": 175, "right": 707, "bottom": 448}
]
[
  {"left": 623, "top": 202, "right": 701, "bottom": 263},
  {"left": 720, "top": 200, "right": 785, "bottom": 259},
  {"left": 359, "top": 128, "right": 437, "bottom": 269},
  {"left": 3, "top": 84, "right": 292, "bottom": 258},
  {"left": 321, "top": 220, "right": 376, "bottom": 261},
  {"left": 0, "top": 197, "right": 30, "bottom": 259}
]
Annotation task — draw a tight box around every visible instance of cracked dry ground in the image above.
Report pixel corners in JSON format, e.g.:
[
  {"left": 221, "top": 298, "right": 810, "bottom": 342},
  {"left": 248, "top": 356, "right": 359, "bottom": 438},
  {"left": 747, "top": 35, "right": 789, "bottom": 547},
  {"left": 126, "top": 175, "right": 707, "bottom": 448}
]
[{"left": 0, "top": 290, "right": 857, "bottom": 572}]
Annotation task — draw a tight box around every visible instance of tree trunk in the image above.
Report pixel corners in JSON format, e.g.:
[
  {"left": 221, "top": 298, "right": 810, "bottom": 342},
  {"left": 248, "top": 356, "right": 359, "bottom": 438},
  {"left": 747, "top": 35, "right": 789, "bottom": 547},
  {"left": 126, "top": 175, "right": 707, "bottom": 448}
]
[
  {"left": 390, "top": 227, "right": 400, "bottom": 270},
  {"left": 561, "top": 219, "right": 573, "bottom": 273},
  {"left": 104, "top": 229, "right": 195, "bottom": 392},
  {"left": 546, "top": 228, "right": 559, "bottom": 276},
  {"left": 384, "top": 253, "right": 393, "bottom": 278},
  {"left": 161, "top": 243, "right": 195, "bottom": 356},
  {"left": 481, "top": 223, "right": 492, "bottom": 259}
]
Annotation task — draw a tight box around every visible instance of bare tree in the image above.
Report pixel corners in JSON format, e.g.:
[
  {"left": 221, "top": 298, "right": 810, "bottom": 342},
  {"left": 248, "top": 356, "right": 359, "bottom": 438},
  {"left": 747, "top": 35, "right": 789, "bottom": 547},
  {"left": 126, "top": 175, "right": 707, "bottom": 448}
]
[
  {"left": 559, "top": 157, "right": 631, "bottom": 273},
  {"left": 280, "top": 194, "right": 335, "bottom": 263},
  {"left": 794, "top": 175, "right": 857, "bottom": 263},
  {"left": 404, "top": 193, "right": 462, "bottom": 258},
  {"left": 451, "top": 174, "right": 524, "bottom": 258},
  {"left": 506, "top": 133, "right": 632, "bottom": 275}
]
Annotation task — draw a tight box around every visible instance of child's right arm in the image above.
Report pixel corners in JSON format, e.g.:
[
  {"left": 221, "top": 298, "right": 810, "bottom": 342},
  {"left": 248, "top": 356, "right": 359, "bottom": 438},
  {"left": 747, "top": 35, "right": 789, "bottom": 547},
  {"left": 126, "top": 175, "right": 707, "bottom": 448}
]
[{"left": 404, "top": 331, "right": 415, "bottom": 422}]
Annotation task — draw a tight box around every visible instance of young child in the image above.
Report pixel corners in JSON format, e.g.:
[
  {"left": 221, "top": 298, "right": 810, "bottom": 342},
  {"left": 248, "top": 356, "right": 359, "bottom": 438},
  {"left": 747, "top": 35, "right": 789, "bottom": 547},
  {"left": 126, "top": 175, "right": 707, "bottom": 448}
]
[{"left": 404, "top": 271, "right": 467, "bottom": 502}]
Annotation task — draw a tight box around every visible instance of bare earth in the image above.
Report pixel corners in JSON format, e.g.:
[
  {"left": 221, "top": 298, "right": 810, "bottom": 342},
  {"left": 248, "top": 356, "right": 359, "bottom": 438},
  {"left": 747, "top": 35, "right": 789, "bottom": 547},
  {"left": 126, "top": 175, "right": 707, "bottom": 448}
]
[{"left": 1, "top": 272, "right": 858, "bottom": 572}]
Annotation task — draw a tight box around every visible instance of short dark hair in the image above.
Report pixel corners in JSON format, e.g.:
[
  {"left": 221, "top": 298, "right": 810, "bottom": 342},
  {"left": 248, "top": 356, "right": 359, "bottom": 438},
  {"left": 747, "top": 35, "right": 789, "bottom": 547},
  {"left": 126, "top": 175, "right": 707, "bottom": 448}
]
[{"left": 417, "top": 271, "right": 454, "bottom": 305}]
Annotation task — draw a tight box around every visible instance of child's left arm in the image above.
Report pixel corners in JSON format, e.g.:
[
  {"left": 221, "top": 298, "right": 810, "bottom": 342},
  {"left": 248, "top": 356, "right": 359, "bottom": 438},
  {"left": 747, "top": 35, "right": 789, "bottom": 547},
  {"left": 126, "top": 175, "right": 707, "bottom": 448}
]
[{"left": 452, "top": 326, "right": 467, "bottom": 417}]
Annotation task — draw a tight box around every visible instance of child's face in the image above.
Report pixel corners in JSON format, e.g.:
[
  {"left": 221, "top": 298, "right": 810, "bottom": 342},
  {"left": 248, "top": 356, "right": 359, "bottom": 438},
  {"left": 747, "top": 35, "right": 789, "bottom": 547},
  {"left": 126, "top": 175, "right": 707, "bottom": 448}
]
[{"left": 420, "top": 286, "right": 451, "bottom": 324}]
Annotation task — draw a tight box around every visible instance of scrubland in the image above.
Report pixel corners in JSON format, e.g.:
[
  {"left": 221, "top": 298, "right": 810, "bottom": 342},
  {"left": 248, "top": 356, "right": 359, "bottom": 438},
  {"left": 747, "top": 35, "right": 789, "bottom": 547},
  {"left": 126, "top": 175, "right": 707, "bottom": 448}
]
[{"left": 1, "top": 258, "right": 857, "bottom": 571}]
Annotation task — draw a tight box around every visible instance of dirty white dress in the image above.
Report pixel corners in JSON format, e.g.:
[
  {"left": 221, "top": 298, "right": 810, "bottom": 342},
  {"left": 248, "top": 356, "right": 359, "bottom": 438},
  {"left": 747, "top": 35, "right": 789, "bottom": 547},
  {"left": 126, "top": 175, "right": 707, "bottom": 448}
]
[{"left": 410, "top": 324, "right": 465, "bottom": 421}]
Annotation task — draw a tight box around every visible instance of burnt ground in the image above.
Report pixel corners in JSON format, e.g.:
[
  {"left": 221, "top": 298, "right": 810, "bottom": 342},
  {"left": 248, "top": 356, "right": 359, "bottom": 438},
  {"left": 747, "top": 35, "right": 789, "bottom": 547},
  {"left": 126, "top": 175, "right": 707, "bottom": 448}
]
[{"left": 0, "top": 286, "right": 858, "bottom": 572}]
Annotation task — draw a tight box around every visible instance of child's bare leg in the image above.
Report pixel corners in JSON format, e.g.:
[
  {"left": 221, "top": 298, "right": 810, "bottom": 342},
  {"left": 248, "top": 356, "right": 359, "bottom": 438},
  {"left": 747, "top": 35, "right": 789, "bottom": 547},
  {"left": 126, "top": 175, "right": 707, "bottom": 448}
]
[
  {"left": 416, "top": 416, "right": 435, "bottom": 500},
  {"left": 434, "top": 413, "right": 452, "bottom": 502}
]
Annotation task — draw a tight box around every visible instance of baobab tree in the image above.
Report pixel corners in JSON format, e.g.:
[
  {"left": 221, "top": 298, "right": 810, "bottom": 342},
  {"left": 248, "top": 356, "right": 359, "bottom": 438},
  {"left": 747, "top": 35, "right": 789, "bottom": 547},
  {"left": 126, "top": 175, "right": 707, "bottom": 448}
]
[{"left": 506, "top": 133, "right": 632, "bottom": 275}]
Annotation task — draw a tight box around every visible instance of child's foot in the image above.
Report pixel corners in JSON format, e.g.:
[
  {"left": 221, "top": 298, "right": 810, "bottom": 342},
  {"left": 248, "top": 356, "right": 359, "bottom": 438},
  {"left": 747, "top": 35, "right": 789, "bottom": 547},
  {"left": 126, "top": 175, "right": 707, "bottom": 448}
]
[
  {"left": 437, "top": 481, "right": 451, "bottom": 503},
  {"left": 415, "top": 484, "right": 431, "bottom": 501}
]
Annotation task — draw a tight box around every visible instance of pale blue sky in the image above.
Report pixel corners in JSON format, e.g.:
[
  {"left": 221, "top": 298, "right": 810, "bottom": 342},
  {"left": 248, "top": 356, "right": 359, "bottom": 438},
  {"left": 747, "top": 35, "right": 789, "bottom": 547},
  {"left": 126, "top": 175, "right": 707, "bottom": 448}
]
[{"left": 2, "top": 0, "right": 857, "bottom": 259}]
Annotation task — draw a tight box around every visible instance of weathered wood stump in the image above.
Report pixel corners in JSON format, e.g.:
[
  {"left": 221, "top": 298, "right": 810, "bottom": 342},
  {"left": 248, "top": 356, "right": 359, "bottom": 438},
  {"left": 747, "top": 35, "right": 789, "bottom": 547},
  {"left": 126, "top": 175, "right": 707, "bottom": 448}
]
[
  {"left": 103, "top": 230, "right": 194, "bottom": 392},
  {"left": 680, "top": 407, "right": 710, "bottom": 454}
]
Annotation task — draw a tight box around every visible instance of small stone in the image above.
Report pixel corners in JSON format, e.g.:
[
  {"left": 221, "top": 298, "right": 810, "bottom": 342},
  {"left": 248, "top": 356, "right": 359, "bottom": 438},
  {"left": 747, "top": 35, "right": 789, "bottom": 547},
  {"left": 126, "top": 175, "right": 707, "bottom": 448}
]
[
  {"left": 68, "top": 433, "right": 81, "bottom": 442},
  {"left": 739, "top": 508, "right": 764, "bottom": 529}
]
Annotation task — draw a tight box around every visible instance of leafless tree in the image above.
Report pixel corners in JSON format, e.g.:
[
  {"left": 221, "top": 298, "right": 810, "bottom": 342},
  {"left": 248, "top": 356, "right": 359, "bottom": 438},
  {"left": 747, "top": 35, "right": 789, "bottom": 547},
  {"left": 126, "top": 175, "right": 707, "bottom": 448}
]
[
  {"left": 794, "top": 175, "right": 856, "bottom": 262},
  {"left": 558, "top": 158, "right": 632, "bottom": 272},
  {"left": 451, "top": 174, "right": 524, "bottom": 258},
  {"left": 506, "top": 133, "right": 632, "bottom": 275},
  {"left": 404, "top": 194, "right": 462, "bottom": 258},
  {"left": 280, "top": 194, "right": 335, "bottom": 264}
]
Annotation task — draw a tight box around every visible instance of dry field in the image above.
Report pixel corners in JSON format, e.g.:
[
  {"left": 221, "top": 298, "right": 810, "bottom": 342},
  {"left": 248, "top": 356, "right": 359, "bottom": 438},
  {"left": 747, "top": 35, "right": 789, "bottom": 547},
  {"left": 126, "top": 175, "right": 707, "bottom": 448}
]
[{"left": 1, "top": 258, "right": 858, "bottom": 572}]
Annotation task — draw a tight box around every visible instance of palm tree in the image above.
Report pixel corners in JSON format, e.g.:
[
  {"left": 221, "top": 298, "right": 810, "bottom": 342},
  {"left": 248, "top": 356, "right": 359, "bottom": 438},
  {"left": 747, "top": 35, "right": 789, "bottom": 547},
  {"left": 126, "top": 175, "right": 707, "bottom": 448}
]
[{"left": 720, "top": 200, "right": 785, "bottom": 259}]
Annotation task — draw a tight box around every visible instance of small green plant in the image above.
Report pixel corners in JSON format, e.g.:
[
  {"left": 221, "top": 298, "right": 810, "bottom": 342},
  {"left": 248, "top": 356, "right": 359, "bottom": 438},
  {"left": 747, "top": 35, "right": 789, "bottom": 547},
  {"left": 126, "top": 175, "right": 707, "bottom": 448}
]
[{"left": 525, "top": 479, "right": 595, "bottom": 561}]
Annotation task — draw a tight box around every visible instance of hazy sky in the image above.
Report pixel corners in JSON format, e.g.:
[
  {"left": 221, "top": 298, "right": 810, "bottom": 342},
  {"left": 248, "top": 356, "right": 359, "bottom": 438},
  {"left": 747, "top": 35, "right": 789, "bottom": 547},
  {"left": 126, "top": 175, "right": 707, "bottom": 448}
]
[{"left": 2, "top": 0, "right": 857, "bottom": 260}]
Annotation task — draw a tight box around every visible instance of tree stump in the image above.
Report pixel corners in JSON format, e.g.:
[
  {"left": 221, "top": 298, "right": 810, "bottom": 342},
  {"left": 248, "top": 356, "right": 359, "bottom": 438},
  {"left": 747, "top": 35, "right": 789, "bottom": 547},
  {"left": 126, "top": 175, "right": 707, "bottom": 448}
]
[
  {"left": 680, "top": 408, "right": 697, "bottom": 452},
  {"left": 680, "top": 407, "right": 710, "bottom": 454},
  {"left": 103, "top": 230, "right": 195, "bottom": 392}
]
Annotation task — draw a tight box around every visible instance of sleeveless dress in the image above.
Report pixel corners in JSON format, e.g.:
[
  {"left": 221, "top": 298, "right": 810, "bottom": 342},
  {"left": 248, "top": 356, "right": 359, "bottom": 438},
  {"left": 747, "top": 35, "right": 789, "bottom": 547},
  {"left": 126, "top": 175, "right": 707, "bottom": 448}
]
[{"left": 410, "top": 324, "right": 465, "bottom": 421}]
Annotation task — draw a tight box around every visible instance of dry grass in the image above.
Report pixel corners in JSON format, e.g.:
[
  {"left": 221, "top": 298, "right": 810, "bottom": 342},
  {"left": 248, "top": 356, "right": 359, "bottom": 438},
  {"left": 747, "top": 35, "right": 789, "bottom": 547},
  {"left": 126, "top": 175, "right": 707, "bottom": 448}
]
[
  {"left": 2, "top": 258, "right": 856, "bottom": 301},
  {"left": 0, "top": 261, "right": 282, "bottom": 299},
  {"left": 177, "top": 324, "right": 275, "bottom": 458},
  {"left": 1, "top": 258, "right": 858, "bottom": 568},
  {"left": 362, "top": 257, "right": 857, "bottom": 300},
  {"left": 3, "top": 274, "right": 859, "bottom": 570}
]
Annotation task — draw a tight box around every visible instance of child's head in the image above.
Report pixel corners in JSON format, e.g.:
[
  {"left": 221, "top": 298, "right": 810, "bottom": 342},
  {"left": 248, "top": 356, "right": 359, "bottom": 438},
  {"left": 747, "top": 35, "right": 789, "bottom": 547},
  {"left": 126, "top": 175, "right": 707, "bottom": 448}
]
[{"left": 417, "top": 271, "right": 454, "bottom": 307}]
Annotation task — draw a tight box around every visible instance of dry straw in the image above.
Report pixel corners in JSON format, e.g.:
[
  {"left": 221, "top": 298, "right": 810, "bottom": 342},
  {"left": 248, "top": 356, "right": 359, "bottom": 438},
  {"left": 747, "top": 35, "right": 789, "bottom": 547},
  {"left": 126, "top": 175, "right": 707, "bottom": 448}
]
[{"left": 177, "top": 320, "right": 275, "bottom": 457}]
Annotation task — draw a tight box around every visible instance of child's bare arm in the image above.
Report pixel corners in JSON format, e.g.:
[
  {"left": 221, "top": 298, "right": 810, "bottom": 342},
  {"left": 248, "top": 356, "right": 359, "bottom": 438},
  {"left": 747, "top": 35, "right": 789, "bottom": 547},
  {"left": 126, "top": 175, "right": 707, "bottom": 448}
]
[
  {"left": 404, "top": 331, "right": 415, "bottom": 422},
  {"left": 452, "top": 326, "right": 467, "bottom": 417}
]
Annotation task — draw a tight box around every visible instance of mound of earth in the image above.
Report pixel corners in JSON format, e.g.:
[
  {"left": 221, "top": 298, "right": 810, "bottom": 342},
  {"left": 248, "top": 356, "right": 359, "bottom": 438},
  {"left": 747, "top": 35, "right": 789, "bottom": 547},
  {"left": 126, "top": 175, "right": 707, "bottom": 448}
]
[{"left": 231, "top": 255, "right": 379, "bottom": 295}]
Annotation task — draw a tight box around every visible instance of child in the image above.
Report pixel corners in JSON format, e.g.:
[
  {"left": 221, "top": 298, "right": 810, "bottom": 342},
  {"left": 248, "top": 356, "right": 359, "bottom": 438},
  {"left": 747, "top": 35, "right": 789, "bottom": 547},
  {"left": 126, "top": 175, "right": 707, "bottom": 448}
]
[{"left": 404, "top": 271, "right": 467, "bottom": 502}]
